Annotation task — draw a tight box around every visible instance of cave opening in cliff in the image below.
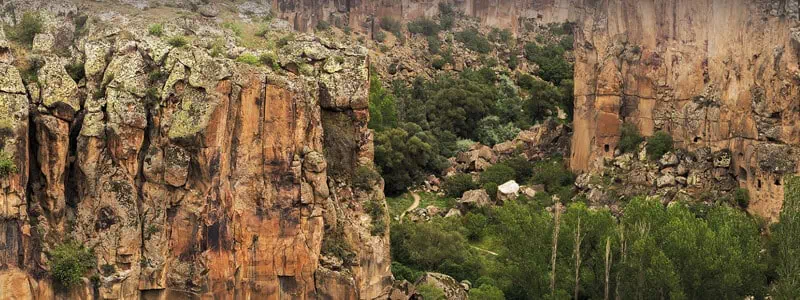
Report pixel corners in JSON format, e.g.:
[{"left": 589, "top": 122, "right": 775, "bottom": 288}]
[
  {"left": 775, "top": 178, "right": 782, "bottom": 186},
  {"left": 738, "top": 167, "right": 748, "bottom": 181},
  {"left": 604, "top": 144, "right": 610, "bottom": 153}
]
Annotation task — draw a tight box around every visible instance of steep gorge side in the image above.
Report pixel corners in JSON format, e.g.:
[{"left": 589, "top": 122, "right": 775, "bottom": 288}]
[
  {"left": 571, "top": 0, "right": 800, "bottom": 220},
  {"left": 0, "top": 2, "right": 390, "bottom": 299},
  {"left": 273, "top": 0, "right": 573, "bottom": 34}
]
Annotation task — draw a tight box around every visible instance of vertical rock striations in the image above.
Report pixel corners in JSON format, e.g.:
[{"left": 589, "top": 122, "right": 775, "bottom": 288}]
[
  {"left": 0, "top": 3, "right": 390, "bottom": 298},
  {"left": 570, "top": 0, "right": 800, "bottom": 220}
]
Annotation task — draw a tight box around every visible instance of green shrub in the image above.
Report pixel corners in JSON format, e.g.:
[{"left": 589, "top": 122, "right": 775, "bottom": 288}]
[
  {"left": 463, "top": 212, "right": 488, "bottom": 241},
  {"left": 432, "top": 57, "right": 446, "bottom": 69},
  {"left": 391, "top": 262, "right": 423, "bottom": 282},
  {"left": 222, "top": 22, "right": 243, "bottom": 36},
  {"left": 483, "top": 182, "right": 498, "bottom": 201},
  {"left": 167, "top": 36, "right": 187, "bottom": 48},
  {"left": 437, "top": 3, "right": 456, "bottom": 30},
  {"left": 443, "top": 174, "right": 478, "bottom": 198},
  {"left": 236, "top": 54, "right": 260, "bottom": 65},
  {"left": 259, "top": 52, "right": 280, "bottom": 70},
  {"left": 0, "top": 151, "right": 17, "bottom": 178},
  {"left": 560, "top": 34, "right": 575, "bottom": 50},
  {"left": 503, "top": 156, "right": 534, "bottom": 183},
  {"left": 74, "top": 15, "right": 89, "bottom": 33},
  {"left": 374, "top": 30, "right": 386, "bottom": 42},
  {"left": 455, "top": 28, "right": 492, "bottom": 54},
  {"left": 618, "top": 123, "right": 644, "bottom": 154},
  {"left": 427, "top": 36, "right": 441, "bottom": 54},
  {"left": 488, "top": 28, "right": 513, "bottom": 43},
  {"left": 148, "top": 23, "right": 163, "bottom": 36},
  {"left": 21, "top": 56, "right": 44, "bottom": 83},
  {"left": 479, "top": 163, "right": 516, "bottom": 186},
  {"left": 365, "top": 199, "right": 387, "bottom": 236},
  {"left": 321, "top": 225, "right": 355, "bottom": 266},
  {"left": 456, "top": 139, "right": 476, "bottom": 153},
  {"left": 5, "top": 12, "right": 43, "bottom": 46},
  {"left": 65, "top": 62, "right": 85, "bottom": 83},
  {"left": 734, "top": 188, "right": 750, "bottom": 208},
  {"left": 49, "top": 241, "right": 95, "bottom": 287},
  {"left": 316, "top": 20, "right": 330, "bottom": 31},
  {"left": 277, "top": 34, "right": 295, "bottom": 47},
  {"left": 407, "top": 18, "right": 440, "bottom": 36},
  {"left": 100, "top": 263, "right": 115, "bottom": 276},
  {"left": 469, "top": 284, "right": 505, "bottom": 300},
  {"left": 647, "top": 131, "right": 674, "bottom": 160},
  {"left": 530, "top": 158, "right": 575, "bottom": 193},
  {"left": 380, "top": 17, "right": 403, "bottom": 35},
  {"left": 524, "top": 43, "right": 572, "bottom": 84},
  {"left": 354, "top": 166, "right": 381, "bottom": 191},
  {"left": 417, "top": 283, "right": 446, "bottom": 300}
]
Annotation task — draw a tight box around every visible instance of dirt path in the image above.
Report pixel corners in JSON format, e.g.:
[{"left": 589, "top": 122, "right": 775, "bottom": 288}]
[
  {"left": 471, "top": 245, "right": 499, "bottom": 256},
  {"left": 398, "top": 192, "right": 421, "bottom": 223}
]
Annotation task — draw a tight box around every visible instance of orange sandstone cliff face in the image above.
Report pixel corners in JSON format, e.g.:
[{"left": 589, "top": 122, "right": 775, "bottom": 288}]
[
  {"left": 0, "top": 2, "right": 391, "bottom": 298},
  {"left": 570, "top": 0, "right": 800, "bottom": 220},
  {"left": 273, "top": 0, "right": 574, "bottom": 34}
]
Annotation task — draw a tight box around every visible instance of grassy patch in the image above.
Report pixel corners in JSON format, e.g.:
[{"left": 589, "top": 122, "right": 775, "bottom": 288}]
[
  {"left": 167, "top": 36, "right": 187, "bottom": 48},
  {"left": 4, "top": 12, "right": 43, "bottom": 46},
  {"left": 49, "top": 241, "right": 95, "bottom": 288},
  {"left": 148, "top": 23, "right": 163, "bottom": 36}
]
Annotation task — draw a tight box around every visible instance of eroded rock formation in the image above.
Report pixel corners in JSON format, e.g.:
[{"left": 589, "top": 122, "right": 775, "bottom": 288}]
[
  {"left": 0, "top": 2, "right": 390, "bottom": 298},
  {"left": 570, "top": 0, "right": 800, "bottom": 220}
]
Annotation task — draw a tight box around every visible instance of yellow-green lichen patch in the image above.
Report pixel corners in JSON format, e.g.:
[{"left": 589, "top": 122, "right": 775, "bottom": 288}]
[{"left": 167, "top": 86, "right": 216, "bottom": 141}]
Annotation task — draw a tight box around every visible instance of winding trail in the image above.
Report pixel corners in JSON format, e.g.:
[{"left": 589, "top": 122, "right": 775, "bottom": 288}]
[
  {"left": 471, "top": 245, "right": 499, "bottom": 256},
  {"left": 398, "top": 192, "right": 421, "bottom": 223}
]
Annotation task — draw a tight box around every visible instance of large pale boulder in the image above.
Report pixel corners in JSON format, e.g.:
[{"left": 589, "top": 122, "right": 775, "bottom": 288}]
[{"left": 497, "top": 180, "right": 520, "bottom": 201}]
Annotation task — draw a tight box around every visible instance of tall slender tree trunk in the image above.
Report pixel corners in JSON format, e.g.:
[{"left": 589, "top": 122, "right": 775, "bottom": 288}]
[
  {"left": 574, "top": 217, "right": 583, "bottom": 300},
  {"left": 615, "top": 226, "right": 625, "bottom": 300},
  {"left": 550, "top": 202, "right": 561, "bottom": 298},
  {"left": 604, "top": 237, "right": 611, "bottom": 300}
]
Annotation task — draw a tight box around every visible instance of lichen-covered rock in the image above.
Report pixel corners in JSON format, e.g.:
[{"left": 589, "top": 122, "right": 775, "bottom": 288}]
[
  {"left": 38, "top": 56, "right": 80, "bottom": 113},
  {"left": 459, "top": 189, "right": 491, "bottom": 209},
  {"left": 415, "top": 272, "right": 468, "bottom": 300}
]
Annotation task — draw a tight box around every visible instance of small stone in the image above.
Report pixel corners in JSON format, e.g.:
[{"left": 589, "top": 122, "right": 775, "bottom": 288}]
[{"left": 657, "top": 174, "right": 676, "bottom": 187}]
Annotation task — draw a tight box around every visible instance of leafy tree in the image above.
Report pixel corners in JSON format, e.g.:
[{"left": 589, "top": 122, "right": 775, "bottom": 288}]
[
  {"left": 479, "top": 163, "right": 516, "bottom": 186},
  {"left": 407, "top": 18, "right": 440, "bottom": 36},
  {"left": 380, "top": 17, "right": 403, "bottom": 35},
  {"left": 530, "top": 158, "right": 575, "bottom": 194},
  {"left": 522, "top": 78, "right": 565, "bottom": 124},
  {"left": 368, "top": 75, "right": 398, "bottom": 131},
  {"left": 49, "top": 241, "right": 95, "bottom": 287},
  {"left": 455, "top": 28, "right": 492, "bottom": 54},
  {"left": 0, "top": 151, "right": 17, "bottom": 178},
  {"left": 646, "top": 131, "right": 674, "bottom": 160},
  {"left": 618, "top": 123, "right": 644, "bottom": 153},
  {"left": 438, "top": 3, "right": 456, "bottom": 30},
  {"left": 374, "top": 125, "right": 442, "bottom": 195},
  {"left": 476, "top": 116, "right": 520, "bottom": 146},
  {"left": 469, "top": 284, "right": 506, "bottom": 300},
  {"left": 524, "top": 43, "right": 573, "bottom": 84},
  {"left": 773, "top": 176, "right": 800, "bottom": 298},
  {"left": 443, "top": 174, "right": 478, "bottom": 198},
  {"left": 417, "top": 283, "right": 446, "bottom": 300},
  {"left": 5, "top": 12, "right": 43, "bottom": 46},
  {"left": 502, "top": 156, "right": 534, "bottom": 183}
]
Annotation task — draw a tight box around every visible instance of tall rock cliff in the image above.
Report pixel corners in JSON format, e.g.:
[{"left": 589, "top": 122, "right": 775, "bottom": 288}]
[
  {"left": 570, "top": 0, "right": 800, "bottom": 220},
  {"left": 273, "top": 0, "right": 573, "bottom": 34},
  {"left": 0, "top": 1, "right": 391, "bottom": 298}
]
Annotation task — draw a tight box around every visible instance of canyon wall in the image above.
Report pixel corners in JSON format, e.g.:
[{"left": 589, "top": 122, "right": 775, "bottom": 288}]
[
  {"left": 570, "top": 0, "right": 800, "bottom": 220},
  {"left": 272, "top": 0, "right": 574, "bottom": 34},
  {"left": 0, "top": 1, "right": 391, "bottom": 298}
]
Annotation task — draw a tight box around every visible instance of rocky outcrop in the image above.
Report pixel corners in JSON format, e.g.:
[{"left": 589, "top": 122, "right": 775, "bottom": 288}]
[
  {"left": 0, "top": 3, "right": 390, "bottom": 299},
  {"left": 570, "top": 0, "right": 800, "bottom": 220}
]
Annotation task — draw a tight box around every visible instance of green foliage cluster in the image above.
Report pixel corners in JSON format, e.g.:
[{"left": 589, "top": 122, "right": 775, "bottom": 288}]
[
  {"left": 773, "top": 176, "right": 800, "bottom": 297},
  {"left": 49, "top": 241, "right": 95, "bottom": 287},
  {"left": 517, "top": 73, "right": 573, "bottom": 123},
  {"left": 0, "top": 151, "right": 17, "bottom": 178},
  {"left": 321, "top": 225, "right": 355, "bottom": 266},
  {"left": 366, "top": 199, "right": 387, "bottom": 236},
  {"left": 316, "top": 20, "right": 330, "bottom": 31},
  {"left": 488, "top": 28, "right": 513, "bottom": 44},
  {"left": 222, "top": 22, "right": 243, "bottom": 36},
  {"left": 646, "top": 131, "right": 674, "bottom": 160},
  {"left": 479, "top": 164, "right": 515, "bottom": 187},
  {"left": 476, "top": 116, "right": 519, "bottom": 146},
  {"left": 167, "top": 36, "right": 188, "bottom": 48},
  {"left": 407, "top": 18, "right": 440, "bottom": 36},
  {"left": 65, "top": 62, "right": 85, "bottom": 83},
  {"left": 374, "top": 30, "right": 386, "bottom": 42},
  {"left": 5, "top": 12, "right": 43, "bottom": 46},
  {"left": 417, "top": 283, "right": 446, "bottom": 300},
  {"left": 438, "top": 3, "right": 456, "bottom": 30},
  {"left": 236, "top": 53, "right": 259, "bottom": 65},
  {"left": 427, "top": 36, "right": 441, "bottom": 54},
  {"left": 443, "top": 174, "right": 478, "bottom": 198},
  {"left": 380, "top": 17, "right": 403, "bottom": 37},
  {"left": 455, "top": 28, "right": 492, "bottom": 54},
  {"left": 618, "top": 123, "right": 644, "bottom": 153},
  {"left": 530, "top": 158, "right": 575, "bottom": 201},
  {"left": 353, "top": 165, "right": 380, "bottom": 191},
  {"left": 148, "top": 23, "right": 163, "bottom": 36},
  {"left": 391, "top": 194, "right": 770, "bottom": 300},
  {"left": 524, "top": 43, "right": 573, "bottom": 84}
]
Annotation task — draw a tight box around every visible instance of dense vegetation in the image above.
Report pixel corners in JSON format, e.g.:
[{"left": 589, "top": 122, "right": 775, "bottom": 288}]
[
  {"left": 390, "top": 181, "right": 795, "bottom": 299},
  {"left": 49, "top": 241, "right": 96, "bottom": 288}
]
